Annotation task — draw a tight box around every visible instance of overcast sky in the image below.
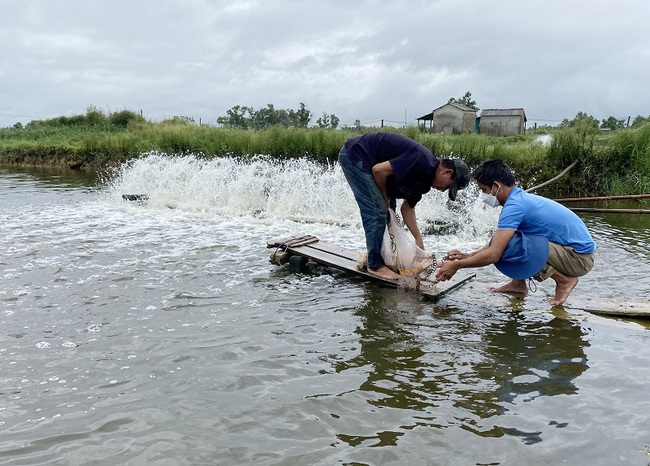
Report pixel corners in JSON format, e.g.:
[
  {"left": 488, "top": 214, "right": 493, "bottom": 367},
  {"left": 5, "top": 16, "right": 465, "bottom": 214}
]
[{"left": 1, "top": 0, "right": 649, "bottom": 129}]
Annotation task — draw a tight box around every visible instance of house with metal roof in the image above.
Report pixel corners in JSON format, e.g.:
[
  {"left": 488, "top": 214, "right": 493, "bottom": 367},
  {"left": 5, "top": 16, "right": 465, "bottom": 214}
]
[
  {"left": 478, "top": 108, "right": 527, "bottom": 136},
  {"left": 417, "top": 102, "right": 477, "bottom": 134}
]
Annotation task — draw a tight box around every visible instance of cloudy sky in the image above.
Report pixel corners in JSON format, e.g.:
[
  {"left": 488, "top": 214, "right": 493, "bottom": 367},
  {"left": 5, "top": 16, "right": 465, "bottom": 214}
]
[{"left": 1, "top": 0, "right": 649, "bottom": 129}]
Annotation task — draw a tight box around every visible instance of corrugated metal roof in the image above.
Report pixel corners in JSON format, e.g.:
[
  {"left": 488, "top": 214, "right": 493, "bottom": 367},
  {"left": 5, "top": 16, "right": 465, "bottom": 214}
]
[
  {"left": 481, "top": 108, "right": 527, "bottom": 120},
  {"left": 417, "top": 102, "right": 479, "bottom": 120},
  {"left": 434, "top": 102, "right": 478, "bottom": 113}
]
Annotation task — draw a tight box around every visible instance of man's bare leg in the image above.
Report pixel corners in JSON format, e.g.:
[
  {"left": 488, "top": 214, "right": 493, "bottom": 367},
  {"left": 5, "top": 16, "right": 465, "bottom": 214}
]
[
  {"left": 549, "top": 271, "right": 579, "bottom": 306},
  {"left": 490, "top": 279, "right": 528, "bottom": 294},
  {"left": 368, "top": 266, "right": 400, "bottom": 280}
]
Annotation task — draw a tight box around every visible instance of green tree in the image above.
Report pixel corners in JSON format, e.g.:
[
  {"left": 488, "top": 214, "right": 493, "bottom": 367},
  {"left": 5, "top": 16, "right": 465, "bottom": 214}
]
[
  {"left": 600, "top": 116, "right": 625, "bottom": 131},
  {"left": 632, "top": 115, "right": 650, "bottom": 128},
  {"left": 316, "top": 112, "right": 339, "bottom": 129},
  {"left": 559, "top": 112, "right": 600, "bottom": 130},
  {"left": 448, "top": 91, "right": 477, "bottom": 109},
  {"left": 287, "top": 102, "right": 312, "bottom": 128},
  {"left": 252, "top": 104, "right": 285, "bottom": 129},
  {"left": 217, "top": 103, "right": 313, "bottom": 129},
  {"left": 217, "top": 105, "right": 254, "bottom": 129}
]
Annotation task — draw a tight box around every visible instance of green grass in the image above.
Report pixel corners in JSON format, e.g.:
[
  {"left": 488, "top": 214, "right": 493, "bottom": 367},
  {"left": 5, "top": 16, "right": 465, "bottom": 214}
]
[{"left": 2, "top": 108, "right": 650, "bottom": 196}]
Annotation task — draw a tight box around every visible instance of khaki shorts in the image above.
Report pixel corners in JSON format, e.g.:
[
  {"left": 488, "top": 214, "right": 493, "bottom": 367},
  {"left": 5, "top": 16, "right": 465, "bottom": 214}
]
[{"left": 534, "top": 242, "right": 595, "bottom": 281}]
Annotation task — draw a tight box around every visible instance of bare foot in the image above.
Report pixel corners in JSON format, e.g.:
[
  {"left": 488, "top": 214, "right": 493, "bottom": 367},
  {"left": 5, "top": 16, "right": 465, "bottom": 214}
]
[
  {"left": 489, "top": 279, "right": 528, "bottom": 295},
  {"left": 368, "top": 266, "right": 400, "bottom": 280},
  {"left": 549, "top": 272, "right": 579, "bottom": 306}
]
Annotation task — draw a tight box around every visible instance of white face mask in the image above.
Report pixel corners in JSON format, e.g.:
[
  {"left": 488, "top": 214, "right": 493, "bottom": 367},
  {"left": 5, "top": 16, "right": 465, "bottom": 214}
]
[{"left": 481, "top": 184, "right": 501, "bottom": 208}]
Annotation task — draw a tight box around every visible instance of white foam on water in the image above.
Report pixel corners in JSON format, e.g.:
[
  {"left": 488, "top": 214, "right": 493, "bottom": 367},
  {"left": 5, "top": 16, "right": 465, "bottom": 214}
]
[
  {"left": 102, "top": 152, "right": 498, "bottom": 253},
  {"left": 0, "top": 152, "right": 503, "bottom": 344}
]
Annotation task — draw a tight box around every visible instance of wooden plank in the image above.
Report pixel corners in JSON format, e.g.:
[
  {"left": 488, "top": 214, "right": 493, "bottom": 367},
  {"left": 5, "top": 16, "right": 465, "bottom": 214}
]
[
  {"left": 569, "top": 300, "right": 650, "bottom": 319},
  {"left": 304, "top": 241, "right": 366, "bottom": 262},
  {"left": 266, "top": 235, "right": 318, "bottom": 248},
  {"left": 292, "top": 244, "right": 359, "bottom": 270},
  {"left": 584, "top": 308, "right": 650, "bottom": 318},
  {"left": 275, "top": 237, "right": 474, "bottom": 301}
]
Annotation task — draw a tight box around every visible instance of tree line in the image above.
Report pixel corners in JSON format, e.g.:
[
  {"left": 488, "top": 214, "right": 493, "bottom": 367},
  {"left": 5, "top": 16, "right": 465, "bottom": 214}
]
[
  {"left": 558, "top": 111, "right": 650, "bottom": 131},
  {"left": 8, "top": 97, "right": 649, "bottom": 133},
  {"left": 216, "top": 102, "right": 340, "bottom": 130}
]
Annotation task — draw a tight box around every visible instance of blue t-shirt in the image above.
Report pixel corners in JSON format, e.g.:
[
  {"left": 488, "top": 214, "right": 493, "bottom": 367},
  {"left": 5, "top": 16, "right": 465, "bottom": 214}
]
[
  {"left": 498, "top": 187, "right": 596, "bottom": 254},
  {"left": 344, "top": 133, "right": 439, "bottom": 207}
]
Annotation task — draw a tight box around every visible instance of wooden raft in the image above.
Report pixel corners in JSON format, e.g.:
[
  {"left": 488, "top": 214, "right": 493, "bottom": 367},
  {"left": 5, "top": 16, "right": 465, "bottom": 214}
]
[{"left": 267, "top": 235, "right": 475, "bottom": 301}]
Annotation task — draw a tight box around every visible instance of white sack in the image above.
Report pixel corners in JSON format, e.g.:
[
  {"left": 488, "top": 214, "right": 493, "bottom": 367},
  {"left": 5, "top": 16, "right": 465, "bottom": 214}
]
[{"left": 381, "top": 209, "right": 434, "bottom": 277}]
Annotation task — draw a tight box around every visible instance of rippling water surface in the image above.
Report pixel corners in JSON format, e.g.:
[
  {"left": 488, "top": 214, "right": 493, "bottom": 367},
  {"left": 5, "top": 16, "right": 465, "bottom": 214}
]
[{"left": 1, "top": 156, "right": 650, "bottom": 465}]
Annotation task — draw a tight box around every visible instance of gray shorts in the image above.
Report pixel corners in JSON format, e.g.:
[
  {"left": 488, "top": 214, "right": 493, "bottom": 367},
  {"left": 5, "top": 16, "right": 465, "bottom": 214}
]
[{"left": 534, "top": 242, "right": 595, "bottom": 281}]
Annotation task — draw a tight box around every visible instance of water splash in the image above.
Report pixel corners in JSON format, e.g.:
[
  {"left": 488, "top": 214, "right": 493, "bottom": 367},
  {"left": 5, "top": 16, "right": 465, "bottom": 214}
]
[
  {"left": 534, "top": 134, "right": 553, "bottom": 147},
  {"left": 102, "top": 152, "right": 498, "bottom": 248}
]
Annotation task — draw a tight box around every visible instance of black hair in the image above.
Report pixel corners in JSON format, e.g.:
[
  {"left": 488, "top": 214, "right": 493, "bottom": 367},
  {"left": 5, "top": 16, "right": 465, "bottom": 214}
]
[
  {"left": 470, "top": 159, "right": 515, "bottom": 187},
  {"left": 440, "top": 159, "right": 454, "bottom": 170}
]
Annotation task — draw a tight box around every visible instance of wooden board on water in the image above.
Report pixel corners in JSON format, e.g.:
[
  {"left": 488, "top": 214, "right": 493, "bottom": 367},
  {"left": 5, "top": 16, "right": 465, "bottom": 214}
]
[
  {"left": 267, "top": 236, "right": 475, "bottom": 301},
  {"left": 573, "top": 300, "right": 650, "bottom": 319}
]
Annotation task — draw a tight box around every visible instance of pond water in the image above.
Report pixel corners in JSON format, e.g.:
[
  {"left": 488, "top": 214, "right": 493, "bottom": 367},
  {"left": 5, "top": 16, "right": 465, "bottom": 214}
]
[{"left": 1, "top": 155, "right": 649, "bottom": 465}]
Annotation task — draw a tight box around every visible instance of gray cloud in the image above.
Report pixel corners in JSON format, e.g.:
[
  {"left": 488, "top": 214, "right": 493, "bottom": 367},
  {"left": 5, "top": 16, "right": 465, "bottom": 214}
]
[{"left": 2, "top": 0, "right": 649, "bottom": 128}]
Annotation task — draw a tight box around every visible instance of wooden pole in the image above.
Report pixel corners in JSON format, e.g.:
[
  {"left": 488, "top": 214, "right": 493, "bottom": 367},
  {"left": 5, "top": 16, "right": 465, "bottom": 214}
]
[
  {"left": 522, "top": 158, "right": 650, "bottom": 211},
  {"left": 525, "top": 160, "right": 578, "bottom": 193},
  {"left": 568, "top": 207, "right": 650, "bottom": 214},
  {"left": 554, "top": 193, "right": 650, "bottom": 203}
]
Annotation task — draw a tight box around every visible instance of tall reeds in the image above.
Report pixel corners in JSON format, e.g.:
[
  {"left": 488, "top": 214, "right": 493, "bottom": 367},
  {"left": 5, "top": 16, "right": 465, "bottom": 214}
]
[{"left": 1, "top": 109, "right": 650, "bottom": 196}]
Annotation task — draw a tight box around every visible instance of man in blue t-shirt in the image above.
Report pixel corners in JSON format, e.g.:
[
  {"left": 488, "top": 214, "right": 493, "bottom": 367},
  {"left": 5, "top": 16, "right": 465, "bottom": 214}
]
[
  {"left": 339, "top": 132, "right": 470, "bottom": 280},
  {"left": 436, "top": 159, "right": 596, "bottom": 305}
]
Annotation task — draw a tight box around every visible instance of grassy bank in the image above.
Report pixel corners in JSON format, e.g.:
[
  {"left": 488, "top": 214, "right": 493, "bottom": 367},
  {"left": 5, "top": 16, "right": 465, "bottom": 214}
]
[{"left": 2, "top": 109, "right": 650, "bottom": 196}]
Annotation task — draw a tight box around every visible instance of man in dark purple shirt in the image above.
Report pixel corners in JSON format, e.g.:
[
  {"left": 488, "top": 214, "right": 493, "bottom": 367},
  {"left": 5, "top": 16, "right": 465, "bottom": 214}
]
[{"left": 339, "top": 132, "right": 469, "bottom": 280}]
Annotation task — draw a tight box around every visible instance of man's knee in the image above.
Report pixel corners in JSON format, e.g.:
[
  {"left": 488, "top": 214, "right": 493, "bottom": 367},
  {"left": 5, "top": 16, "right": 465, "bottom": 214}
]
[{"left": 542, "top": 243, "right": 595, "bottom": 279}]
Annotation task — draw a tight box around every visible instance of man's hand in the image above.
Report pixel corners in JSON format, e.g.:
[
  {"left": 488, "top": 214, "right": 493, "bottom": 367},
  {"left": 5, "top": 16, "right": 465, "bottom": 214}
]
[
  {"left": 435, "top": 260, "right": 459, "bottom": 282},
  {"left": 444, "top": 249, "right": 469, "bottom": 261},
  {"left": 437, "top": 230, "right": 516, "bottom": 281}
]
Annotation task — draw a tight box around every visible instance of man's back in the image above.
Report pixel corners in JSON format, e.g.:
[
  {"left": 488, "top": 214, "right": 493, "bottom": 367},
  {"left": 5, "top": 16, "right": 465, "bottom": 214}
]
[{"left": 498, "top": 187, "right": 596, "bottom": 254}]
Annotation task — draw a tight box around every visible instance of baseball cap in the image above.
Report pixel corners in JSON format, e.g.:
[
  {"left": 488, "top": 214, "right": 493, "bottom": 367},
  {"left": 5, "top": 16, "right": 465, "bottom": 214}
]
[{"left": 448, "top": 159, "right": 470, "bottom": 201}]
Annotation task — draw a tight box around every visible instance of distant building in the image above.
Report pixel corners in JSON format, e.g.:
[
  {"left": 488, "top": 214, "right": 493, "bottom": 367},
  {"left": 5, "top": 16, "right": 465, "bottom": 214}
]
[
  {"left": 417, "top": 102, "right": 477, "bottom": 134},
  {"left": 478, "top": 108, "right": 527, "bottom": 136}
]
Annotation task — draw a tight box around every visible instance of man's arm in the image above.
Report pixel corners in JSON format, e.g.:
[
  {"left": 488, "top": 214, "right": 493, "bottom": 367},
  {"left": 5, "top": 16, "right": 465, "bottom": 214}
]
[
  {"left": 371, "top": 161, "right": 393, "bottom": 205},
  {"left": 435, "top": 229, "right": 516, "bottom": 281},
  {"left": 400, "top": 200, "right": 424, "bottom": 250}
]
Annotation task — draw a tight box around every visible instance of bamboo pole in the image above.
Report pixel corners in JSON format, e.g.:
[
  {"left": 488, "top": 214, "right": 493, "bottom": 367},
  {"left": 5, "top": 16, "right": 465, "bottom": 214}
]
[
  {"left": 568, "top": 207, "right": 650, "bottom": 214},
  {"left": 525, "top": 160, "right": 578, "bottom": 193},
  {"left": 521, "top": 160, "right": 650, "bottom": 214},
  {"left": 554, "top": 194, "right": 650, "bottom": 203},
  {"left": 524, "top": 161, "right": 650, "bottom": 206}
]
